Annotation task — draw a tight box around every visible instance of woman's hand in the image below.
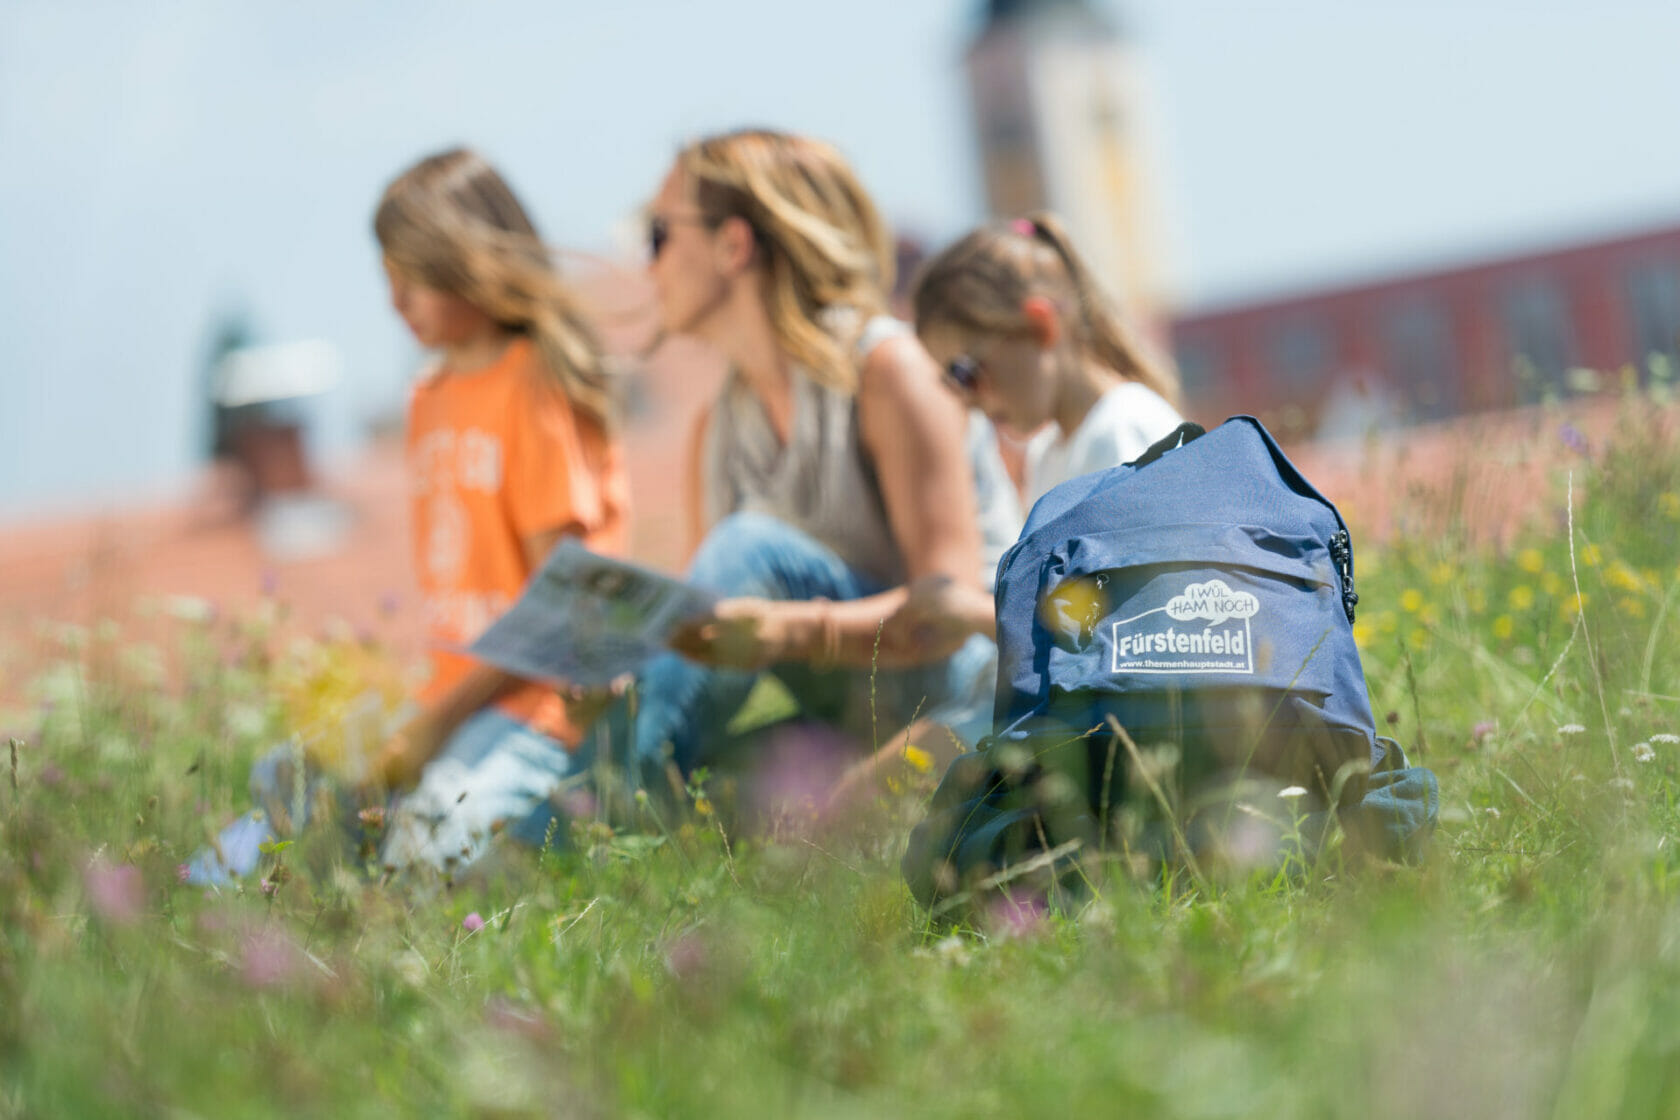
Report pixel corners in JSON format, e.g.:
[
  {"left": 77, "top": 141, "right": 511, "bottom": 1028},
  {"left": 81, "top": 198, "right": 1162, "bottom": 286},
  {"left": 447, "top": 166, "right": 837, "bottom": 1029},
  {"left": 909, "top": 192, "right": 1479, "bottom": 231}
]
[
  {"left": 878, "top": 576, "right": 991, "bottom": 662},
  {"left": 669, "top": 598, "right": 803, "bottom": 669}
]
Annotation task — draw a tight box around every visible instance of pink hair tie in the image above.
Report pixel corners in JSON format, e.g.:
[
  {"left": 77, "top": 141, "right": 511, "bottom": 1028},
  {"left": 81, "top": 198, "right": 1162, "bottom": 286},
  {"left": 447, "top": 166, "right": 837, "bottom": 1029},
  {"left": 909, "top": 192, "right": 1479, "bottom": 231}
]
[{"left": 1012, "top": 218, "right": 1036, "bottom": 236}]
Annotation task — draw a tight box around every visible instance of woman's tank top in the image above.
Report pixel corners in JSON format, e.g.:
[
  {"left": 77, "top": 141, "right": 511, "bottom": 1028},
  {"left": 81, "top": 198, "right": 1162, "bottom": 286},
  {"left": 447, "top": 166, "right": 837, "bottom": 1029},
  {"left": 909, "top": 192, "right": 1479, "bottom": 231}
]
[{"left": 700, "top": 314, "right": 904, "bottom": 586}]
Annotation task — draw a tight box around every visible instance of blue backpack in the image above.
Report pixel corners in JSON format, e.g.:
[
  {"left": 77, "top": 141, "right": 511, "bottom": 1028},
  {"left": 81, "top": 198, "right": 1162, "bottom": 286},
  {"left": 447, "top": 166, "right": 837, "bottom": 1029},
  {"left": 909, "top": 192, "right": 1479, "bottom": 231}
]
[{"left": 904, "top": 417, "right": 1438, "bottom": 908}]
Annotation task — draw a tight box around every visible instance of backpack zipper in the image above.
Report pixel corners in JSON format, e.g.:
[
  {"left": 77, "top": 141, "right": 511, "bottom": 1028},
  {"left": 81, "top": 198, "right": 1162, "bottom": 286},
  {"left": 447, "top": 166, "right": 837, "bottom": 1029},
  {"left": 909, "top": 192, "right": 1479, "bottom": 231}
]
[{"left": 1330, "top": 529, "right": 1359, "bottom": 623}]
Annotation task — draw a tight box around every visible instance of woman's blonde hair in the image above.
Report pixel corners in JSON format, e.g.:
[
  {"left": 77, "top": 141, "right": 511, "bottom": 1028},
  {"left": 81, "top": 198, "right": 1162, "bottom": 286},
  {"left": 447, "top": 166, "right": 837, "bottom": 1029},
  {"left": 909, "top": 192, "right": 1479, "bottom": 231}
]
[
  {"left": 374, "top": 148, "right": 615, "bottom": 427},
  {"left": 680, "top": 129, "right": 894, "bottom": 393},
  {"left": 911, "top": 212, "right": 1179, "bottom": 406}
]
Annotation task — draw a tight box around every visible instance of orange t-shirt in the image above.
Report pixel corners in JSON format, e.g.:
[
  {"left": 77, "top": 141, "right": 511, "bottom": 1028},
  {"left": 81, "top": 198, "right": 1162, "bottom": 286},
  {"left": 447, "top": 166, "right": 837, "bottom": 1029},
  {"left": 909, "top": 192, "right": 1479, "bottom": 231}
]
[{"left": 407, "top": 337, "right": 629, "bottom": 744}]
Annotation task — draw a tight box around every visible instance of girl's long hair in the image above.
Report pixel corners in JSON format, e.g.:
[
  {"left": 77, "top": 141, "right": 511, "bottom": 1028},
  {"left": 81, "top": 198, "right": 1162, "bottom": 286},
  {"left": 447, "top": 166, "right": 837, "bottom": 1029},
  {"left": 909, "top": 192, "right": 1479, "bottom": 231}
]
[
  {"left": 680, "top": 129, "right": 894, "bottom": 393},
  {"left": 374, "top": 148, "right": 615, "bottom": 427},
  {"left": 911, "top": 211, "right": 1178, "bottom": 406}
]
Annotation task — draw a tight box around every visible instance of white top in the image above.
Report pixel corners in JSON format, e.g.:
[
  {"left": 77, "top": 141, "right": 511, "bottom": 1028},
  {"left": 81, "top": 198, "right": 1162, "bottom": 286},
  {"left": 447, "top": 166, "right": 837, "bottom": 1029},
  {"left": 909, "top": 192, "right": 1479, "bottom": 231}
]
[{"left": 1025, "top": 382, "right": 1184, "bottom": 506}]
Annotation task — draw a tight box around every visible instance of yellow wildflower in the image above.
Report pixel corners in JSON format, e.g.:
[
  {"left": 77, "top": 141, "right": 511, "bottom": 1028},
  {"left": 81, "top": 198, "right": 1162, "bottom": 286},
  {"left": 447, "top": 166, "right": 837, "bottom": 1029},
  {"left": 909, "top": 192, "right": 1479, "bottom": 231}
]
[
  {"left": 1491, "top": 615, "right": 1515, "bottom": 640},
  {"left": 1508, "top": 585, "right": 1535, "bottom": 611},
  {"left": 1659, "top": 492, "right": 1680, "bottom": 520},
  {"left": 1580, "top": 543, "right": 1602, "bottom": 567},
  {"left": 1620, "top": 596, "right": 1647, "bottom": 620},
  {"left": 1605, "top": 562, "right": 1644, "bottom": 594},
  {"left": 1517, "top": 548, "right": 1545, "bottom": 574},
  {"left": 902, "top": 744, "right": 934, "bottom": 774},
  {"left": 1400, "top": 588, "right": 1425, "bottom": 614}
]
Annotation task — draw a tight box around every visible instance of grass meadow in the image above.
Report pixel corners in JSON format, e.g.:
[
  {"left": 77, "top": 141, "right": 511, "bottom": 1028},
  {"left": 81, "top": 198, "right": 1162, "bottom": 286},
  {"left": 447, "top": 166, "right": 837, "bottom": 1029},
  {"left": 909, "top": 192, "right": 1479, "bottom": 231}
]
[{"left": 4, "top": 389, "right": 1680, "bottom": 1118}]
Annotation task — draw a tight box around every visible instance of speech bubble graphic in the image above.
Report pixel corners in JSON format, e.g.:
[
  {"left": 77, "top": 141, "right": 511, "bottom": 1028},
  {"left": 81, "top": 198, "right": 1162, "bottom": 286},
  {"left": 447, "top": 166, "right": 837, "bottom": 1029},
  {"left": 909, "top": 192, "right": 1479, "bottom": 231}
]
[{"left": 1165, "top": 579, "right": 1259, "bottom": 624}]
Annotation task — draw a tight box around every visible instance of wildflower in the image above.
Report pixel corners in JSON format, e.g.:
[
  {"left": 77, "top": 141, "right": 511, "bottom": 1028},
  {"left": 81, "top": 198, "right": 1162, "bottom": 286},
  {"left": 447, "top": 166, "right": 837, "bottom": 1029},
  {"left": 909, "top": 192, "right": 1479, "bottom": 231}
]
[
  {"left": 1558, "top": 723, "right": 1587, "bottom": 736},
  {"left": 1660, "top": 492, "right": 1680, "bottom": 520},
  {"left": 665, "top": 930, "right": 708, "bottom": 980},
  {"left": 1580, "top": 544, "right": 1602, "bottom": 568},
  {"left": 1508, "top": 586, "right": 1535, "bottom": 611},
  {"left": 1400, "top": 588, "right": 1424, "bottom": 614},
  {"left": 358, "top": 805, "right": 386, "bottom": 832},
  {"left": 932, "top": 935, "right": 972, "bottom": 966},
  {"left": 983, "top": 893, "right": 1048, "bottom": 940},
  {"left": 1471, "top": 721, "right": 1497, "bottom": 743},
  {"left": 1484, "top": 807, "right": 1501, "bottom": 819},
  {"left": 1632, "top": 742, "right": 1656, "bottom": 763},
  {"left": 1517, "top": 548, "right": 1545, "bottom": 574},
  {"left": 462, "top": 912, "right": 485, "bottom": 933},
  {"left": 903, "top": 744, "right": 934, "bottom": 774},
  {"left": 1652, "top": 734, "right": 1680, "bottom": 745},
  {"left": 84, "top": 858, "right": 144, "bottom": 924},
  {"left": 393, "top": 949, "right": 430, "bottom": 988},
  {"left": 239, "top": 928, "right": 303, "bottom": 989},
  {"left": 1277, "top": 786, "right": 1309, "bottom": 800},
  {"left": 1559, "top": 423, "right": 1589, "bottom": 454},
  {"left": 259, "top": 877, "right": 277, "bottom": 898},
  {"left": 1491, "top": 615, "right": 1515, "bottom": 640}
]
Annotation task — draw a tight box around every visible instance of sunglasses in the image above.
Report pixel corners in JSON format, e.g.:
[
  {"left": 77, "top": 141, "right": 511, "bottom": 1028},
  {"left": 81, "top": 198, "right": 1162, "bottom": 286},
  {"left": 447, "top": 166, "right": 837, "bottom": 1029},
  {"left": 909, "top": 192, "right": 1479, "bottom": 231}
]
[
  {"left": 944, "top": 354, "right": 983, "bottom": 393},
  {"left": 646, "top": 212, "right": 714, "bottom": 261}
]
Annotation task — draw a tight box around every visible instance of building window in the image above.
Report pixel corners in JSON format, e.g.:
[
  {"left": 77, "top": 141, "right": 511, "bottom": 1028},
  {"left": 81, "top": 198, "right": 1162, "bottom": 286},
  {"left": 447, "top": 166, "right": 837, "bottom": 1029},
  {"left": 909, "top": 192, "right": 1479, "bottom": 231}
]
[
  {"left": 1172, "top": 336, "right": 1223, "bottom": 403},
  {"left": 1265, "top": 314, "right": 1334, "bottom": 391},
  {"left": 1502, "top": 276, "right": 1576, "bottom": 402},
  {"left": 1625, "top": 257, "right": 1680, "bottom": 381},
  {"left": 1380, "top": 297, "right": 1459, "bottom": 421}
]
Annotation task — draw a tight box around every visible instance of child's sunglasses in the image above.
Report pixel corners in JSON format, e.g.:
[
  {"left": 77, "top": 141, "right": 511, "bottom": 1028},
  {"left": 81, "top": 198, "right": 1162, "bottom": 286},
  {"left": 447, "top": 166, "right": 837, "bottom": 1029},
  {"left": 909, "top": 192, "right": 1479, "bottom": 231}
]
[{"left": 945, "top": 354, "right": 983, "bottom": 393}]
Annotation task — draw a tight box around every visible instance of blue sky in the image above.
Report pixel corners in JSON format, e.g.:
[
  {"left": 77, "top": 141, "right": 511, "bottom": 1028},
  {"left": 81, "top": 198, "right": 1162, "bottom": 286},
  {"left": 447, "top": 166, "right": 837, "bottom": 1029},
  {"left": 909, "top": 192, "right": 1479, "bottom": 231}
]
[{"left": 3, "top": 0, "right": 1679, "bottom": 518}]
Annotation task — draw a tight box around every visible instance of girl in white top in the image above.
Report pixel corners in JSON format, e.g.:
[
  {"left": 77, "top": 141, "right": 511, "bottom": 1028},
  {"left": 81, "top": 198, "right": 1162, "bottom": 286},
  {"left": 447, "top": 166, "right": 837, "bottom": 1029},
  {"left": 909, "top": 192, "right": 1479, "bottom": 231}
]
[{"left": 880, "top": 211, "right": 1183, "bottom": 649}]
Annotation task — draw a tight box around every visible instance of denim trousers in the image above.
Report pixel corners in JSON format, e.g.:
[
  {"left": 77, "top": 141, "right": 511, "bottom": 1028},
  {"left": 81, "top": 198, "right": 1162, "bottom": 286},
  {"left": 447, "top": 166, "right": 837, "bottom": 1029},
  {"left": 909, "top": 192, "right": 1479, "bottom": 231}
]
[
  {"left": 621, "top": 511, "right": 997, "bottom": 783},
  {"left": 382, "top": 707, "right": 580, "bottom": 872}
]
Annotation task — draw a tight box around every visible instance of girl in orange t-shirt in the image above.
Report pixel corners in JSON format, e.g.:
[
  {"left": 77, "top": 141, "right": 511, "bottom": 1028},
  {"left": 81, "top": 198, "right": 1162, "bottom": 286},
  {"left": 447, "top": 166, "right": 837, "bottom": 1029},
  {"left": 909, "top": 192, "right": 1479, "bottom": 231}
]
[{"left": 372, "top": 148, "right": 628, "bottom": 872}]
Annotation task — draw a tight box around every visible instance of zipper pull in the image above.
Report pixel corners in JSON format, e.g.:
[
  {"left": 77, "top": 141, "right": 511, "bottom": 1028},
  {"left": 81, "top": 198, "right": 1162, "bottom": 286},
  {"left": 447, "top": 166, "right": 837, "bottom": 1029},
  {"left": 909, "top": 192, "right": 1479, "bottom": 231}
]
[{"left": 1330, "top": 530, "right": 1359, "bottom": 623}]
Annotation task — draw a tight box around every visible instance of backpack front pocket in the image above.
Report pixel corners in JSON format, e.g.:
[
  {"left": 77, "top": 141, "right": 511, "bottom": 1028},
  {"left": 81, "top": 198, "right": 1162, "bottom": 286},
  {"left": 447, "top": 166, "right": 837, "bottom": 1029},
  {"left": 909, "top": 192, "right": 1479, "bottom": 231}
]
[{"left": 1036, "top": 523, "right": 1344, "bottom": 698}]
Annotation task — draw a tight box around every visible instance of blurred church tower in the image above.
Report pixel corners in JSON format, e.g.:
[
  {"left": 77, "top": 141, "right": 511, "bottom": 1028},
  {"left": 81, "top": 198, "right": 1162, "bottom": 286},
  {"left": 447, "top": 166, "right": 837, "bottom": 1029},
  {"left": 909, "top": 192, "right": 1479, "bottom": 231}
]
[{"left": 966, "top": 0, "right": 1172, "bottom": 328}]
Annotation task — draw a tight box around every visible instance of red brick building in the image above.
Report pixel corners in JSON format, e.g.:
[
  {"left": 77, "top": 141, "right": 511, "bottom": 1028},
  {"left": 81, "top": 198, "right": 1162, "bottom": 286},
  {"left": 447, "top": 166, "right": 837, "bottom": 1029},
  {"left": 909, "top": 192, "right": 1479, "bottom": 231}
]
[{"left": 1171, "top": 219, "right": 1680, "bottom": 440}]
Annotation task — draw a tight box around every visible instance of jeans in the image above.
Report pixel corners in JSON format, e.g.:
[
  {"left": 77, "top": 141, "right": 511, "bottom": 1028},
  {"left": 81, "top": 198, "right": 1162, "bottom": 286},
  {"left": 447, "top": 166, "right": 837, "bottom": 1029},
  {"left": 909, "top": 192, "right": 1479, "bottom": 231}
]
[
  {"left": 382, "top": 708, "right": 580, "bottom": 872},
  {"left": 623, "top": 511, "right": 996, "bottom": 783}
]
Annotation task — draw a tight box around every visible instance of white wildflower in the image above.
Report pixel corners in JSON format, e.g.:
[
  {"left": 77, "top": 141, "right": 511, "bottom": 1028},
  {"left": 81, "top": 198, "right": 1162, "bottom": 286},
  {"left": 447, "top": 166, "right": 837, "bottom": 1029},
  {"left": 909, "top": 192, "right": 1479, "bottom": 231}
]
[
  {"left": 932, "top": 935, "right": 972, "bottom": 966},
  {"left": 163, "top": 594, "right": 216, "bottom": 623},
  {"left": 1277, "top": 786, "right": 1310, "bottom": 800},
  {"left": 1609, "top": 777, "right": 1636, "bottom": 795},
  {"left": 1632, "top": 742, "right": 1656, "bottom": 763},
  {"left": 1557, "top": 723, "right": 1587, "bottom": 736},
  {"left": 1484, "top": 807, "right": 1502, "bottom": 819},
  {"left": 1651, "top": 733, "right": 1680, "bottom": 745},
  {"left": 392, "top": 949, "right": 430, "bottom": 988}
]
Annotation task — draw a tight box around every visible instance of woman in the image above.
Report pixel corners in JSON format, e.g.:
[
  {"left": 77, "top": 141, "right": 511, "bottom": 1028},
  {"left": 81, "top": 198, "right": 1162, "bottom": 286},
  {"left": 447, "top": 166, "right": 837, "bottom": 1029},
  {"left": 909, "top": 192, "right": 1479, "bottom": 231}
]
[{"left": 629, "top": 128, "right": 998, "bottom": 786}]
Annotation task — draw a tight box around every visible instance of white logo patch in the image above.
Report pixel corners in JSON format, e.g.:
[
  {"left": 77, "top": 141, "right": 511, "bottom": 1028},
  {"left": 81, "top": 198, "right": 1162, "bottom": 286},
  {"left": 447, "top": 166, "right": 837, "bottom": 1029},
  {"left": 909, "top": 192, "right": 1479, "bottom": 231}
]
[{"left": 1111, "top": 577, "right": 1258, "bottom": 675}]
